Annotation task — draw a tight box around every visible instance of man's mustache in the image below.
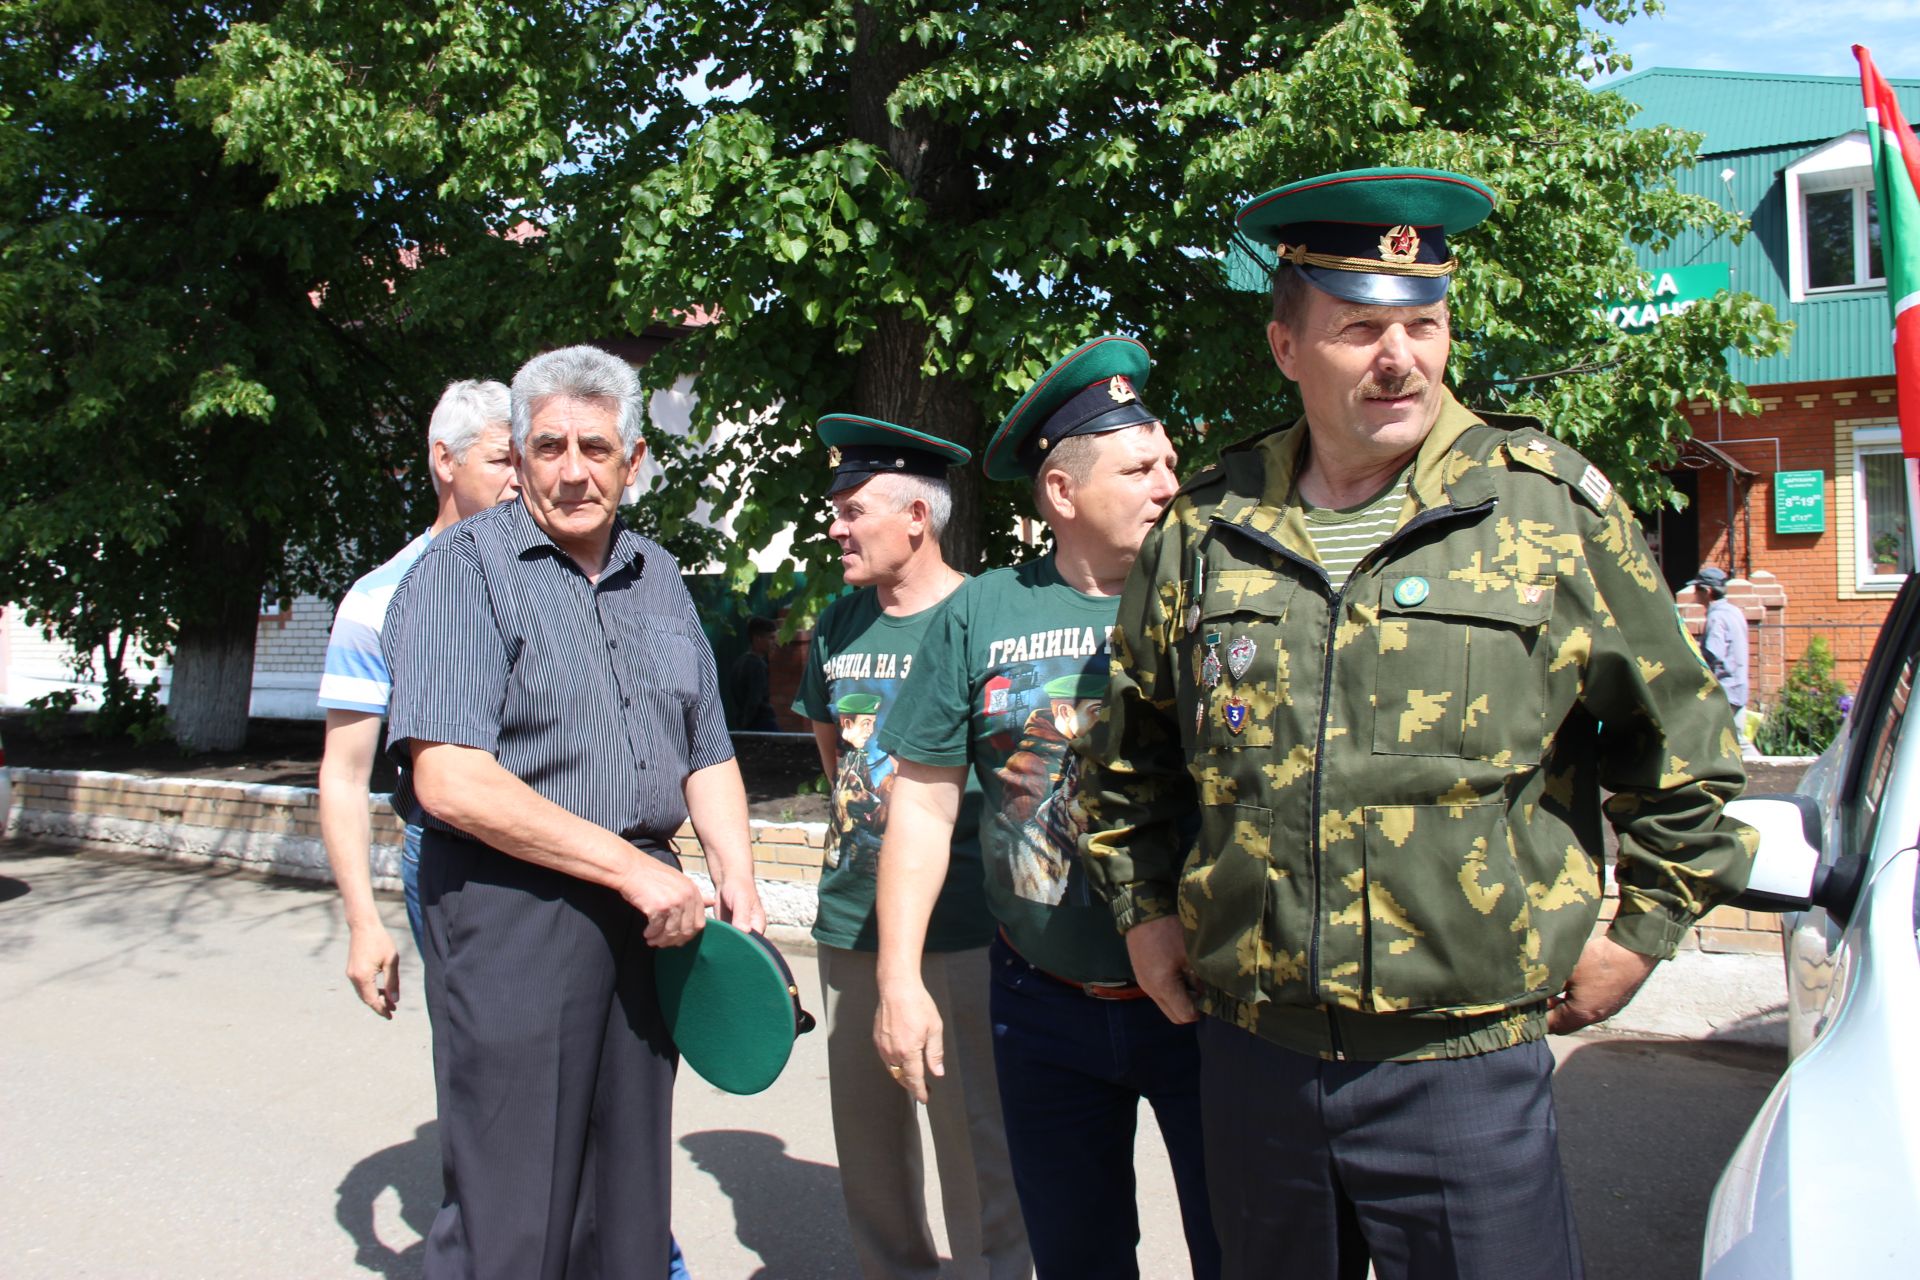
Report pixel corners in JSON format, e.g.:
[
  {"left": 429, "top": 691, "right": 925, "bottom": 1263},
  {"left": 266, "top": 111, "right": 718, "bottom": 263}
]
[{"left": 1360, "top": 371, "right": 1429, "bottom": 399}]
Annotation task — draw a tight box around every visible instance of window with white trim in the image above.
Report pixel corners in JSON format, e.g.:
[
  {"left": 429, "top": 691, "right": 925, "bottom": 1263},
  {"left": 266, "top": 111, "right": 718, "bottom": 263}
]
[
  {"left": 1853, "top": 425, "right": 1916, "bottom": 589},
  {"left": 1786, "top": 134, "right": 1886, "bottom": 300}
]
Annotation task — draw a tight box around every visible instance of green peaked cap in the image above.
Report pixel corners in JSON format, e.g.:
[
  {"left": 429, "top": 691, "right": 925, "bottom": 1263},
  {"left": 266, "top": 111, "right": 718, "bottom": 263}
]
[
  {"left": 655, "top": 920, "right": 815, "bottom": 1095},
  {"left": 817, "top": 413, "right": 970, "bottom": 496},
  {"left": 983, "top": 335, "right": 1156, "bottom": 482},
  {"left": 1236, "top": 167, "right": 1496, "bottom": 307}
]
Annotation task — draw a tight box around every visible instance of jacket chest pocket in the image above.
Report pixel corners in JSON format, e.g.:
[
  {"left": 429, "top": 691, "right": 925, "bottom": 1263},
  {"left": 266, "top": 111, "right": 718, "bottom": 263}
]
[
  {"left": 1371, "top": 574, "right": 1551, "bottom": 764},
  {"left": 1181, "top": 569, "right": 1299, "bottom": 750}
]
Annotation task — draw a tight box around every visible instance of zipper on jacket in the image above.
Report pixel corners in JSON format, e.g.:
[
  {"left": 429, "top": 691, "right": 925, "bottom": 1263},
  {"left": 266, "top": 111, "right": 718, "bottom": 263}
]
[{"left": 1211, "top": 494, "right": 1494, "bottom": 1059}]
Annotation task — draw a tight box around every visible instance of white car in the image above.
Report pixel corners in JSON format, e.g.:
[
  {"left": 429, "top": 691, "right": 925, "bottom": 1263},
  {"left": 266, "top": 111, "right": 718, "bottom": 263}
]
[{"left": 1702, "top": 573, "right": 1920, "bottom": 1278}]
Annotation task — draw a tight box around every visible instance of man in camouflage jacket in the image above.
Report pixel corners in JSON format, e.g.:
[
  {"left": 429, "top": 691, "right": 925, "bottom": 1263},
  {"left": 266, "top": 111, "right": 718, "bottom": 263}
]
[{"left": 1076, "top": 167, "right": 1756, "bottom": 1280}]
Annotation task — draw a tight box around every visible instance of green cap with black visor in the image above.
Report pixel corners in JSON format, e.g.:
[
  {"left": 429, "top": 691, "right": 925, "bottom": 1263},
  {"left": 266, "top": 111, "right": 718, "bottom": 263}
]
[
  {"left": 982, "top": 335, "right": 1160, "bottom": 482},
  {"left": 816, "top": 413, "right": 971, "bottom": 497},
  {"left": 1235, "top": 166, "right": 1496, "bottom": 308}
]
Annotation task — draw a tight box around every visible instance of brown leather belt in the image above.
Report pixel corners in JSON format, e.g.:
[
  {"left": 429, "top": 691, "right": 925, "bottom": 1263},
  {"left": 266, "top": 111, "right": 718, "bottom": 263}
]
[{"left": 999, "top": 927, "right": 1150, "bottom": 1001}]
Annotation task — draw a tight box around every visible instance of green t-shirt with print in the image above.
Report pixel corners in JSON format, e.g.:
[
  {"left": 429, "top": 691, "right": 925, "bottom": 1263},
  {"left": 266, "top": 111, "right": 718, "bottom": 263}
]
[
  {"left": 793, "top": 586, "right": 993, "bottom": 952},
  {"left": 878, "top": 554, "right": 1131, "bottom": 984}
]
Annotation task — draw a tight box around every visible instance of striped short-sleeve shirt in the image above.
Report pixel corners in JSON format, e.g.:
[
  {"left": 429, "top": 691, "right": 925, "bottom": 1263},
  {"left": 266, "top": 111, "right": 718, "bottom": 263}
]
[
  {"left": 383, "top": 499, "right": 734, "bottom": 847},
  {"left": 316, "top": 530, "right": 432, "bottom": 715}
]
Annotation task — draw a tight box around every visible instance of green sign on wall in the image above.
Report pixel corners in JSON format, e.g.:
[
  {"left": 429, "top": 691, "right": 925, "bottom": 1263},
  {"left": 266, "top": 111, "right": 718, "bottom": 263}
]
[
  {"left": 1595, "top": 263, "right": 1732, "bottom": 333},
  {"left": 1774, "top": 470, "right": 1826, "bottom": 534}
]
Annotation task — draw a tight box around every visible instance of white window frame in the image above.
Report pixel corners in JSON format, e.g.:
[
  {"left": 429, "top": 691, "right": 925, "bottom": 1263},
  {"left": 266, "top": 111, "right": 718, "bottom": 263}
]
[
  {"left": 1852, "top": 425, "right": 1919, "bottom": 591},
  {"left": 1786, "top": 133, "right": 1885, "bottom": 301}
]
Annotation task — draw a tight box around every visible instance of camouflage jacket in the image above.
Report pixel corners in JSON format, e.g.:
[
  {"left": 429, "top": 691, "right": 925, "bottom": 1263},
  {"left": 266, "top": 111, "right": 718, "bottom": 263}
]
[{"left": 1077, "top": 392, "right": 1755, "bottom": 1061}]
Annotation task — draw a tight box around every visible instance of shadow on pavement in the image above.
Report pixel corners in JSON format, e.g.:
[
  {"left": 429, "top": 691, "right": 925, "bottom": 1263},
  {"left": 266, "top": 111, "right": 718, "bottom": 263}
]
[
  {"left": 681, "top": 1130, "right": 860, "bottom": 1279},
  {"left": 1555, "top": 1037, "right": 1782, "bottom": 1280},
  {"left": 0, "top": 874, "right": 30, "bottom": 903},
  {"left": 337, "top": 1120, "right": 440, "bottom": 1279}
]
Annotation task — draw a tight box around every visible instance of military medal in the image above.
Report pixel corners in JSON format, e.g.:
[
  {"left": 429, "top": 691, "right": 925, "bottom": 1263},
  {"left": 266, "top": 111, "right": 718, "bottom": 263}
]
[
  {"left": 1187, "top": 554, "right": 1206, "bottom": 633},
  {"left": 1222, "top": 696, "right": 1249, "bottom": 735},
  {"left": 1194, "top": 699, "right": 1206, "bottom": 737},
  {"left": 1201, "top": 632, "right": 1223, "bottom": 689},
  {"left": 1226, "top": 636, "right": 1257, "bottom": 682}
]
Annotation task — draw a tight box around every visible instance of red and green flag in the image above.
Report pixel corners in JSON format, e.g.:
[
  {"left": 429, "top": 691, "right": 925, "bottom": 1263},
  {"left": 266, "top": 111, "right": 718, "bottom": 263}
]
[{"left": 1855, "top": 45, "right": 1920, "bottom": 458}]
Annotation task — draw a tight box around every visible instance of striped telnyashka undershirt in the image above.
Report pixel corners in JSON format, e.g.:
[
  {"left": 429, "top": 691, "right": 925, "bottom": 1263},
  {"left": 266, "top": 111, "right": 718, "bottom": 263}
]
[{"left": 1301, "top": 470, "right": 1411, "bottom": 593}]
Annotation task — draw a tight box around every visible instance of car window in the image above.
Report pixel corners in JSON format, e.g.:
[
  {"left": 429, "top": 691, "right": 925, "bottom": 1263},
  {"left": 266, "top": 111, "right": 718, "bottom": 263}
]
[{"left": 1847, "top": 622, "right": 1916, "bottom": 858}]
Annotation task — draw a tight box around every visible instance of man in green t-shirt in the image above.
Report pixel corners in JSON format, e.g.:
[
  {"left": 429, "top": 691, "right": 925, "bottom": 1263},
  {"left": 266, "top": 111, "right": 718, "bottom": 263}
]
[
  {"left": 872, "top": 340, "right": 1220, "bottom": 1279},
  {"left": 792, "top": 415, "right": 1028, "bottom": 1280}
]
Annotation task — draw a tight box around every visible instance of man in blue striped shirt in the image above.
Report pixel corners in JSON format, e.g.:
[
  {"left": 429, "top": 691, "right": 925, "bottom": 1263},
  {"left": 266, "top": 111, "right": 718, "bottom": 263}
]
[
  {"left": 385, "top": 344, "right": 764, "bottom": 1280},
  {"left": 318, "top": 379, "right": 518, "bottom": 1018}
]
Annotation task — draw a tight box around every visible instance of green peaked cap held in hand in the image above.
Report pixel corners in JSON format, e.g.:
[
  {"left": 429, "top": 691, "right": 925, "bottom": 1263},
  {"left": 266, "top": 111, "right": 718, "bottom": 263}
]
[{"left": 654, "top": 920, "right": 816, "bottom": 1096}]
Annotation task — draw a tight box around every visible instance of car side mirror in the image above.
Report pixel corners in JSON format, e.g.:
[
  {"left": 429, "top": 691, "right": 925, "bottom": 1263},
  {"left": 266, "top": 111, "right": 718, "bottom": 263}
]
[
  {"left": 1726, "top": 793, "right": 1869, "bottom": 923},
  {"left": 1727, "top": 795, "right": 1823, "bottom": 912}
]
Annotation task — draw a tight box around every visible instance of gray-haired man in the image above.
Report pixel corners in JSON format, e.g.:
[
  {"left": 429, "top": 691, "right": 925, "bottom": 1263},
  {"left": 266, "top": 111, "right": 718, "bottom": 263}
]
[
  {"left": 318, "top": 379, "right": 518, "bottom": 1018},
  {"left": 385, "top": 344, "right": 765, "bottom": 1279}
]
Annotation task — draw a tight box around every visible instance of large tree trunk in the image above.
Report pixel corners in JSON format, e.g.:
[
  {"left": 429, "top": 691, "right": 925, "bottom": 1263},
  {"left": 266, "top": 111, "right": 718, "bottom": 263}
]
[
  {"left": 165, "top": 523, "right": 270, "bottom": 752},
  {"left": 849, "top": 6, "right": 985, "bottom": 571}
]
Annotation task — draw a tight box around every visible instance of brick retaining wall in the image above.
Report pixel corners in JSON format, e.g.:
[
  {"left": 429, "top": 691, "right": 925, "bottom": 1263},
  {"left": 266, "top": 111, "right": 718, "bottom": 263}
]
[{"left": 5, "top": 767, "right": 1779, "bottom": 955}]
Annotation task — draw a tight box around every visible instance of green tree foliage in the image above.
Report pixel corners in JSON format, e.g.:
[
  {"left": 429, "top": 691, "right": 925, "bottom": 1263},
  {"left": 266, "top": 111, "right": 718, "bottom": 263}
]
[
  {"left": 1755, "top": 635, "right": 1848, "bottom": 758},
  {"left": 0, "top": 0, "right": 542, "bottom": 748},
  {"left": 188, "top": 3, "right": 1793, "bottom": 620}
]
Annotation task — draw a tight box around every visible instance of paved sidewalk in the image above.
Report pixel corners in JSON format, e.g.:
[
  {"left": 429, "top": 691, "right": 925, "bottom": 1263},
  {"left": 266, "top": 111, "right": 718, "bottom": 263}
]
[{"left": 1, "top": 839, "right": 1785, "bottom": 1279}]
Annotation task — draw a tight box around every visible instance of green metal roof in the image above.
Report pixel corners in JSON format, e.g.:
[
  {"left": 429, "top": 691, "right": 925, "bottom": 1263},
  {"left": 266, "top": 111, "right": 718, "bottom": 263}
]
[
  {"left": 1610, "top": 67, "right": 1920, "bottom": 386},
  {"left": 1611, "top": 66, "right": 1920, "bottom": 158}
]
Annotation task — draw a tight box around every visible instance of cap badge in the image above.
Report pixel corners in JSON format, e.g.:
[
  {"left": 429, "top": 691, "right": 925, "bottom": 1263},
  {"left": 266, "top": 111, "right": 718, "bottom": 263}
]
[
  {"left": 1378, "top": 224, "right": 1421, "bottom": 265},
  {"left": 828, "top": 447, "right": 843, "bottom": 468},
  {"left": 1108, "top": 375, "right": 1137, "bottom": 404}
]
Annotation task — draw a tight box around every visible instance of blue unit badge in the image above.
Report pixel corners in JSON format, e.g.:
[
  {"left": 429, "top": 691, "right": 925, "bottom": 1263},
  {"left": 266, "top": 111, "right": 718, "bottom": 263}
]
[
  {"left": 1223, "top": 696, "right": 1249, "bottom": 735},
  {"left": 1393, "top": 577, "right": 1430, "bottom": 607}
]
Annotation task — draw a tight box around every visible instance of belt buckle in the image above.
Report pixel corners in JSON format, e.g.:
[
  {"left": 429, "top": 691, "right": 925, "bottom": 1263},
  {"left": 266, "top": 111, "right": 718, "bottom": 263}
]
[{"left": 1081, "top": 980, "right": 1135, "bottom": 1000}]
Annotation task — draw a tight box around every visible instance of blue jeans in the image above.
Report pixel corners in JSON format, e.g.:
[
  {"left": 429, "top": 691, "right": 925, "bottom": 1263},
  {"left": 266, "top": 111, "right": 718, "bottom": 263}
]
[
  {"left": 401, "top": 822, "right": 426, "bottom": 955},
  {"left": 988, "top": 934, "right": 1220, "bottom": 1279}
]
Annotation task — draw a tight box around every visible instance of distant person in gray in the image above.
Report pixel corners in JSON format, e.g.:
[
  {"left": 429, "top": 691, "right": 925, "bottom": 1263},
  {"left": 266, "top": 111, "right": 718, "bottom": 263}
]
[
  {"left": 384, "top": 343, "right": 765, "bottom": 1280},
  {"left": 1695, "top": 566, "right": 1756, "bottom": 759}
]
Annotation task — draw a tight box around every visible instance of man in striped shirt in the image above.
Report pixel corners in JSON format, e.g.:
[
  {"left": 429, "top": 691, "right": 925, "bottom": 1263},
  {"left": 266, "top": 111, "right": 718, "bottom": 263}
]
[
  {"left": 385, "top": 345, "right": 764, "bottom": 1280},
  {"left": 317, "top": 379, "right": 518, "bottom": 1018}
]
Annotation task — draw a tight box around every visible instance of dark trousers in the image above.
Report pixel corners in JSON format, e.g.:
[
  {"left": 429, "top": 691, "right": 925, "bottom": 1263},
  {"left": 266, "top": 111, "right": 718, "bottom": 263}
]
[
  {"left": 419, "top": 829, "right": 678, "bottom": 1280},
  {"left": 988, "top": 934, "right": 1221, "bottom": 1280},
  {"left": 1197, "top": 1017, "right": 1583, "bottom": 1280}
]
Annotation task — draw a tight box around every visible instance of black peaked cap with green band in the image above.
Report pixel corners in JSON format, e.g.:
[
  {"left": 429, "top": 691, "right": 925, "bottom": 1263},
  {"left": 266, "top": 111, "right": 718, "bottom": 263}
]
[
  {"left": 983, "top": 334, "right": 1159, "bottom": 482},
  {"left": 1235, "top": 166, "right": 1496, "bottom": 307},
  {"left": 817, "top": 413, "right": 971, "bottom": 496}
]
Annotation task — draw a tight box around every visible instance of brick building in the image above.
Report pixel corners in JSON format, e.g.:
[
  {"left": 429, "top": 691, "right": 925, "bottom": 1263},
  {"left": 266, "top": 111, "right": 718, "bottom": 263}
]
[{"left": 1614, "top": 68, "right": 1920, "bottom": 694}]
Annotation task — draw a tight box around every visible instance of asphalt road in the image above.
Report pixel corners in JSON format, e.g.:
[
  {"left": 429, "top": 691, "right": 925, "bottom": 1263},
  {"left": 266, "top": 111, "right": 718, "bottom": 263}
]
[{"left": 0, "top": 840, "right": 1784, "bottom": 1279}]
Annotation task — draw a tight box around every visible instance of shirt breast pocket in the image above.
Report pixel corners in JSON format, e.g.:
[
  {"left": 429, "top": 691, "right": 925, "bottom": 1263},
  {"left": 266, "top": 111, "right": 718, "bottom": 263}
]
[
  {"left": 1371, "top": 575, "right": 1552, "bottom": 765},
  {"left": 1181, "top": 569, "right": 1298, "bottom": 750},
  {"left": 628, "top": 615, "right": 705, "bottom": 708}
]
